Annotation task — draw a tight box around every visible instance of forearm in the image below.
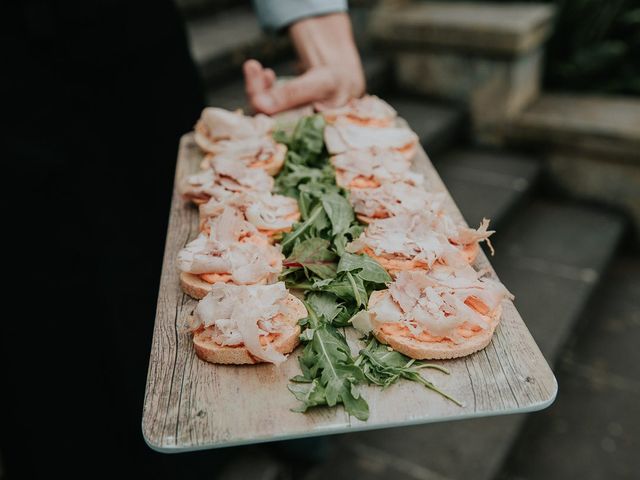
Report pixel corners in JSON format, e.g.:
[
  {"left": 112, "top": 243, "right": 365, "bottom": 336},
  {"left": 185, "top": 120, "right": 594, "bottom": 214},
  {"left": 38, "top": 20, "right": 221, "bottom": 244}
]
[{"left": 289, "top": 13, "right": 363, "bottom": 81}]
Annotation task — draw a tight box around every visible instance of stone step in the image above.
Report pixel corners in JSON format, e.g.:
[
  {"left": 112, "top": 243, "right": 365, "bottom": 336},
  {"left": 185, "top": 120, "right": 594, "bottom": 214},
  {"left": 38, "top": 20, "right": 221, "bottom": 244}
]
[
  {"left": 505, "top": 93, "right": 640, "bottom": 235},
  {"left": 388, "top": 96, "right": 467, "bottom": 159},
  {"left": 299, "top": 200, "right": 625, "bottom": 480},
  {"left": 506, "top": 94, "right": 640, "bottom": 159},
  {"left": 435, "top": 148, "right": 542, "bottom": 228},
  {"left": 499, "top": 253, "right": 640, "bottom": 480},
  {"left": 370, "top": 1, "right": 556, "bottom": 142}
]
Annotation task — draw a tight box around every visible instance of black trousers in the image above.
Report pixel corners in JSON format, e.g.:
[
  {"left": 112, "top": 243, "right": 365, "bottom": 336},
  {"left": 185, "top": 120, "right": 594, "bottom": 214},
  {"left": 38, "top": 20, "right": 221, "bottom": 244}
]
[{"left": 1, "top": 1, "right": 210, "bottom": 477}]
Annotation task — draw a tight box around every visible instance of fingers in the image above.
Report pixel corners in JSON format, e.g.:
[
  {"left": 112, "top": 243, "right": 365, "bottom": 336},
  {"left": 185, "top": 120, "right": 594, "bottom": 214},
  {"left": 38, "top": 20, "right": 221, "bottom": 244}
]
[
  {"left": 263, "top": 68, "right": 276, "bottom": 89},
  {"left": 250, "top": 67, "right": 337, "bottom": 115},
  {"left": 243, "top": 59, "right": 267, "bottom": 98}
]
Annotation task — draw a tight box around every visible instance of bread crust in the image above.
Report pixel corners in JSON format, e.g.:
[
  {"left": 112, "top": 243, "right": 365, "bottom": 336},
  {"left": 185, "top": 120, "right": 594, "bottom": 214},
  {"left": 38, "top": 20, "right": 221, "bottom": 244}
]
[
  {"left": 368, "top": 290, "right": 501, "bottom": 360},
  {"left": 192, "top": 294, "right": 307, "bottom": 364}
]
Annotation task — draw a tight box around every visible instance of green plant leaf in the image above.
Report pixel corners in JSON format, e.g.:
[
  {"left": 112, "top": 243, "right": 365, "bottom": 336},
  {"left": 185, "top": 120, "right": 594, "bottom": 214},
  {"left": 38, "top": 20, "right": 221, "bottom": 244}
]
[
  {"left": 321, "top": 192, "right": 355, "bottom": 236},
  {"left": 283, "top": 238, "right": 338, "bottom": 279},
  {"left": 338, "top": 252, "right": 391, "bottom": 284}
]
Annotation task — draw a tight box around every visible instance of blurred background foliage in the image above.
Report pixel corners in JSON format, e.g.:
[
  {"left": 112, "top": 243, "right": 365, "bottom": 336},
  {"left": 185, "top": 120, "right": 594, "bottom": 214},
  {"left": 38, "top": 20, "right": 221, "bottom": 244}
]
[{"left": 544, "top": 0, "right": 640, "bottom": 94}]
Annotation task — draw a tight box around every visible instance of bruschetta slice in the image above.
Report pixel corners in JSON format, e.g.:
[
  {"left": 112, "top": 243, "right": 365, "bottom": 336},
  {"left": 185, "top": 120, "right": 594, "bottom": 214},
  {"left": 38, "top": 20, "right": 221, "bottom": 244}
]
[
  {"left": 349, "top": 182, "right": 443, "bottom": 223},
  {"left": 324, "top": 121, "right": 418, "bottom": 160},
  {"left": 188, "top": 282, "right": 307, "bottom": 364},
  {"left": 354, "top": 267, "right": 512, "bottom": 359},
  {"left": 322, "top": 95, "right": 397, "bottom": 128},
  {"left": 179, "top": 157, "right": 275, "bottom": 205},
  {"left": 199, "top": 191, "right": 300, "bottom": 241},
  {"left": 330, "top": 148, "right": 422, "bottom": 190},
  {"left": 194, "top": 107, "right": 274, "bottom": 152},
  {"left": 346, "top": 213, "right": 493, "bottom": 276},
  {"left": 199, "top": 137, "right": 287, "bottom": 176},
  {"left": 177, "top": 208, "right": 283, "bottom": 298}
]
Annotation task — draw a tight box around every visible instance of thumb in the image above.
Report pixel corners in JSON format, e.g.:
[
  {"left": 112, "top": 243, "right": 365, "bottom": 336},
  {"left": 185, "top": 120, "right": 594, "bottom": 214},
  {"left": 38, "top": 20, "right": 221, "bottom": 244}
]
[{"left": 250, "top": 67, "right": 336, "bottom": 115}]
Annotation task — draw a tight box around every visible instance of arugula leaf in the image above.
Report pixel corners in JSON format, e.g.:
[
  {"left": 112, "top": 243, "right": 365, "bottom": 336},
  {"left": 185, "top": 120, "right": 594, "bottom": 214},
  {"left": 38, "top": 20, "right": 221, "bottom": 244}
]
[
  {"left": 283, "top": 238, "right": 338, "bottom": 280},
  {"left": 337, "top": 252, "right": 392, "bottom": 284},
  {"left": 288, "top": 380, "right": 327, "bottom": 411},
  {"left": 280, "top": 204, "right": 325, "bottom": 253},
  {"left": 321, "top": 192, "right": 354, "bottom": 236},
  {"left": 305, "top": 291, "right": 345, "bottom": 324},
  {"left": 334, "top": 224, "right": 364, "bottom": 256},
  {"left": 289, "top": 115, "right": 326, "bottom": 166},
  {"left": 355, "top": 337, "right": 462, "bottom": 406},
  {"left": 290, "top": 302, "right": 370, "bottom": 421}
]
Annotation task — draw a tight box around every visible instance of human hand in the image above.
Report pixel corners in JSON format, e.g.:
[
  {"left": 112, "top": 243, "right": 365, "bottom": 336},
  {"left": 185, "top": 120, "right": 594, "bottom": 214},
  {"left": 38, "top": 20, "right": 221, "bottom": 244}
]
[{"left": 243, "top": 13, "right": 365, "bottom": 115}]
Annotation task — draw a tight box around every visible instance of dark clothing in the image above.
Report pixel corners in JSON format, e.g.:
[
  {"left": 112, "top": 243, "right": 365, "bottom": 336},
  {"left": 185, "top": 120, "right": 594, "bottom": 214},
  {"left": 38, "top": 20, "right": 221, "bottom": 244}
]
[{"left": 1, "top": 1, "right": 206, "bottom": 477}]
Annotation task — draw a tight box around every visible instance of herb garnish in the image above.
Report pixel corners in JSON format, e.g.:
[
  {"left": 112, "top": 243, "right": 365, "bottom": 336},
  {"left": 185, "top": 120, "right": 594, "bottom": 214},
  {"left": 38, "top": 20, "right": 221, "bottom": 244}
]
[{"left": 274, "top": 115, "right": 460, "bottom": 418}]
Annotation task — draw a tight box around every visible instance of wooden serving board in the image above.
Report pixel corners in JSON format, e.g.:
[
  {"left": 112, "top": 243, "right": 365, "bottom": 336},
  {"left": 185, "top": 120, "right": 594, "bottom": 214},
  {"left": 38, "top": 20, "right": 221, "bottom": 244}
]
[{"left": 142, "top": 130, "right": 557, "bottom": 452}]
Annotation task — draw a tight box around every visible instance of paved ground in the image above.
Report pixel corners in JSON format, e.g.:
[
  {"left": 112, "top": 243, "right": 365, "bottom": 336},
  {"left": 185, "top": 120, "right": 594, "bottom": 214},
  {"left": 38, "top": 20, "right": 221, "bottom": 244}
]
[{"left": 497, "top": 253, "right": 640, "bottom": 480}]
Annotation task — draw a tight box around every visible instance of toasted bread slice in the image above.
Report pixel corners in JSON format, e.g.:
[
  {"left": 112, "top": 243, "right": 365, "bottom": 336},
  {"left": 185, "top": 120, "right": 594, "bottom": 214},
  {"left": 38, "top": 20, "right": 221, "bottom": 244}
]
[
  {"left": 368, "top": 290, "right": 501, "bottom": 360},
  {"left": 180, "top": 272, "right": 268, "bottom": 299},
  {"left": 192, "top": 294, "right": 306, "bottom": 364}
]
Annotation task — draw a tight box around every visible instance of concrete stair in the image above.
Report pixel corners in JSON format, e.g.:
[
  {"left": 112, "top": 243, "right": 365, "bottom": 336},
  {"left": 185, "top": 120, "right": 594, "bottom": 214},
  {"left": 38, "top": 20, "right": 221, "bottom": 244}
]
[
  {"left": 390, "top": 96, "right": 467, "bottom": 159},
  {"left": 435, "top": 149, "right": 541, "bottom": 228},
  {"left": 505, "top": 93, "right": 640, "bottom": 238},
  {"left": 497, "top": 254, "right": 640, "bottom": 480}
]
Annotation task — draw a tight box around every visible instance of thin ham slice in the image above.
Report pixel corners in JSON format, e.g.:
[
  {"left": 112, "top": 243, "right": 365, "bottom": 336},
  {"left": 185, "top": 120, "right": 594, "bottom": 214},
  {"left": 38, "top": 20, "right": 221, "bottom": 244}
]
[
  {"left": 194, "top": 107, "right": 274, "bottom": 152},
  {"left": 346, "top": 213, "right": 468, "bottom": 268},
  {"left": 179, "top": 157, "right": 274, "bottom": 203},
  {"left": 200, "top": 136, "right": 283, "bottom": 169},
  {"left": 322, "top": 95, "right": 397, "bottom": 127},
  {"left": 324, "top": 121, "right": 418, "bottom": 157},
  {"left": 349, "top": 182, "right": 443, "bottom": 219},
  {"left": 348, "top": 211, "right": 495, "bottom": 267},
  {"left": 199, "top": 191, "right": 299, "bottom": 231},
  {"left": 331, "top": 148, "right": 422, "bottom": 188}
]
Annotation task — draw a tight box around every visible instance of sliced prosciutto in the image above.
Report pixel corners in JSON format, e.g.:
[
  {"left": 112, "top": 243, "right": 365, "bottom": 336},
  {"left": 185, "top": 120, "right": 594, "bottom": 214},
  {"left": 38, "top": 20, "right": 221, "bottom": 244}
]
[
  {"left": 179, "top": 156, "right": 274, "bottom": 204},
  {"left": 199, "top": 136, "right": 287, "bottom": 171},
  {"left": 347, "top": 212, "right": 495, "bottom": 272},
  {"left": 346, "top": 213, "right": 469, "bottom": 272},
  {"left": 330, "top": 148, "right": 423, "bottom": 189},
  {"left": 194, "top": 107, "right": 274, "bottom": 152},
  {"left": 322, "top": 95, "right": 397, "bottom": 127},
  {"left": 324, "top": 121, "right": 418, "bottom": 159},
  {"left": 199, "top": 190, "right": 300, "bottom": 235},
  {"left": 349, "top": 182, "right": 444, "bottom": 220}
]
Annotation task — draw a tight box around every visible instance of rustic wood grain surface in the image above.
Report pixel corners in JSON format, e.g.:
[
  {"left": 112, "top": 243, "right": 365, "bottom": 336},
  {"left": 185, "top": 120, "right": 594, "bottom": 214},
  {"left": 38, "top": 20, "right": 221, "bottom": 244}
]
[{"left": 142, "top": 130, "right": 557, "bottom": 452}]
